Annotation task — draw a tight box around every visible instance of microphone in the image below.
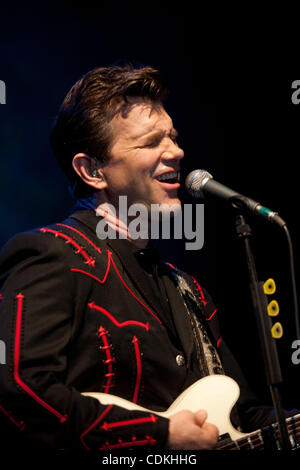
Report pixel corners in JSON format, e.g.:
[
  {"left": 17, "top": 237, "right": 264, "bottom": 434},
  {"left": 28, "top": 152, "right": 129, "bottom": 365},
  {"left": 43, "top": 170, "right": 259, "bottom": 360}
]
[{"left": 185, "top": 169, "right": 286, "bottom": 227}]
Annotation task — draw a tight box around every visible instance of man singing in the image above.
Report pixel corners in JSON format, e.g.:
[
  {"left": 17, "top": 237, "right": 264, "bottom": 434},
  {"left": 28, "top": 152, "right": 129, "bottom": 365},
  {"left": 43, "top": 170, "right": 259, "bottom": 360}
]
[{"left": 0, "top": 65, "right": 291, "bottom": 452}]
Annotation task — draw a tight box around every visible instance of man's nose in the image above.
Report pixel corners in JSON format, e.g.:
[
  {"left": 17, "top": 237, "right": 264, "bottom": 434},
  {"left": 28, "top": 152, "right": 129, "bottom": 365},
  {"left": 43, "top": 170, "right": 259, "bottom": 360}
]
[{"left": 162, "top": 141, "right": 184, "bottom": 162}]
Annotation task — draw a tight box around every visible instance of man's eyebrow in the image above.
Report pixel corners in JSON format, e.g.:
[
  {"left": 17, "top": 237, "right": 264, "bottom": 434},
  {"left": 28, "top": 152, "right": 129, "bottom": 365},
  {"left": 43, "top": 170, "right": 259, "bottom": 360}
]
[
  {"left": 170, "top": 128, "right": 179, "bottom": 138},
  {"left": 137, "top": 127, "right": 178, "bottom": 140}
]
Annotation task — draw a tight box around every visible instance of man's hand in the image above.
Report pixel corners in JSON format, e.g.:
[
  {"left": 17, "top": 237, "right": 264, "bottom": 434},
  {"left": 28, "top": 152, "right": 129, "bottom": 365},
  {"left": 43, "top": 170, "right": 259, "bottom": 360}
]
[{"left": 167, "top": 409, "right": 219, "bottom": 450}]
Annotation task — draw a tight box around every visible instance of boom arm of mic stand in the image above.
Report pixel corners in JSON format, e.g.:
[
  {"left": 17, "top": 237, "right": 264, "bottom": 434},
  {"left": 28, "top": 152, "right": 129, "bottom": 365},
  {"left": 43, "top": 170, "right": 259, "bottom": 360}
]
[{"left": 235, "top": 214, "right": 291, "bottom": 451}]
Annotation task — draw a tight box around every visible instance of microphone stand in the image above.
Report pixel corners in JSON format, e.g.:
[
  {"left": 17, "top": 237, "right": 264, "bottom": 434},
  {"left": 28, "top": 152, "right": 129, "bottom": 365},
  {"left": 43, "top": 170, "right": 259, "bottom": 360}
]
[{"left": 235, "top": 213, "right": 291, "bottom": 451}]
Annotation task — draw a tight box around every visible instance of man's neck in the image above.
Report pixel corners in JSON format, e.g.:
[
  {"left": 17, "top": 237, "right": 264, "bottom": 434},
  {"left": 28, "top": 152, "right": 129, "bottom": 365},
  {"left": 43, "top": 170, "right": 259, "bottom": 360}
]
[{"left": 77, "top": 193, "right": 149, "bottom": 249}]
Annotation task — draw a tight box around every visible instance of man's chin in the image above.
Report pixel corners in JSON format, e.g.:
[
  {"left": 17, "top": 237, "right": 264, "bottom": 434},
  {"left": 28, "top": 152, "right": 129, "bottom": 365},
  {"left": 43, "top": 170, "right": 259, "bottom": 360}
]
[
  {"left": 161, "top": 197, "right": 182, "bottom": 212},
  {"left": 149, "top": 199, "right": 182, "bottom": 222}
]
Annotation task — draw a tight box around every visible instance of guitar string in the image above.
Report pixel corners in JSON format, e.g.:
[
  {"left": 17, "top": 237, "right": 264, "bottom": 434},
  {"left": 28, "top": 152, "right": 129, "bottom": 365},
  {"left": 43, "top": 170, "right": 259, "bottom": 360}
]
[
  {"left": 219, "top": 436, "right": 264, "bottom": 451},
  {"left": 216, "top": 417, "right": 300, "bottom": 451}
]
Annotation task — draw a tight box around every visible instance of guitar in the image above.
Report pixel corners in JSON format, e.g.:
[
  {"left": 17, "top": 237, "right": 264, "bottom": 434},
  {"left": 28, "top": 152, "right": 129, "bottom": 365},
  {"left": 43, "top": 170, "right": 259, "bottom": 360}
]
[{"left": 83, "top": 375, "right": 300, "bottom": 450}]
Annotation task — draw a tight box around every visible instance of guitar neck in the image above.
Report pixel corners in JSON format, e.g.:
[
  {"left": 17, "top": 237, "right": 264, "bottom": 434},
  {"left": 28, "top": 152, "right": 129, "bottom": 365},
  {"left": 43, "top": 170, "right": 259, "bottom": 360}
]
[{"left": 217, "top": 413, "right": 300, "bottom": 450}]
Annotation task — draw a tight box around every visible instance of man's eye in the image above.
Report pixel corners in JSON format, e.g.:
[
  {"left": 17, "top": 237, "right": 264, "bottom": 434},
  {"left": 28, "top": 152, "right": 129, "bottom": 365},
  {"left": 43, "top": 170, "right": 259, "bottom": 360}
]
[
  {"left": 144, "top": 138, "right": 161, "bottom": 148},
  {"left": 142, "top": 132, "right": 177, "bottom": 148}
]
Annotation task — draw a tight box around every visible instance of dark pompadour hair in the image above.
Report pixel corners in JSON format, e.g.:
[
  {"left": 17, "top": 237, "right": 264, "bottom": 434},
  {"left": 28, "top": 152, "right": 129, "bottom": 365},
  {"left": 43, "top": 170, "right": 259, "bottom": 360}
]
[{"left": 50, "top": 65, "right": 169, "bottom": 197}]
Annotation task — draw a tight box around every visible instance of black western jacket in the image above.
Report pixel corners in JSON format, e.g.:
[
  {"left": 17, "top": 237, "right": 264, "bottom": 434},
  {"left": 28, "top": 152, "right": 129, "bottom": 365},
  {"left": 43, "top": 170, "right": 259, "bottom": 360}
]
[{"left": 0, "top": 209, "right": 276, "bottom": 452}]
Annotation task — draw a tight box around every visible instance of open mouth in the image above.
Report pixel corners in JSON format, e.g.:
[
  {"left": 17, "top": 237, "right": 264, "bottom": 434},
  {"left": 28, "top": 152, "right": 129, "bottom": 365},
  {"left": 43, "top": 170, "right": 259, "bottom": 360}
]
[{"left": 155, "top": 171, "right": 180, "bottom": 185}]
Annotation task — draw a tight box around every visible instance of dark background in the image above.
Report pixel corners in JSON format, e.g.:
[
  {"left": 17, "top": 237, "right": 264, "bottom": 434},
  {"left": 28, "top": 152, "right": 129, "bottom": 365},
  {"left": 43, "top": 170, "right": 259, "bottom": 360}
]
[{"left": 0, "top": 4, "right": 299, "bottom": 415}]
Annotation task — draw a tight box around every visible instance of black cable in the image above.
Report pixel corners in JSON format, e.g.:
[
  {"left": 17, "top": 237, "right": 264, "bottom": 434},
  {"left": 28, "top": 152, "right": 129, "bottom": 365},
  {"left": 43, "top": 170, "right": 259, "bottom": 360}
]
[{"left": 282, "top": 224, "right": 300, "bottom": 341}]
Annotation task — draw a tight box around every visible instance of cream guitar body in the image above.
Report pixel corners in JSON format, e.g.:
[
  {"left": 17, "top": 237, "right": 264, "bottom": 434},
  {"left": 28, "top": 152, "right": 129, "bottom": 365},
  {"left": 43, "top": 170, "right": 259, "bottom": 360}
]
[
  {"left": 83, "top": 374, "right": 300, "bottom": 450},
  {"left": 84, "top": 375, "right": 246, "bottom": 445}
]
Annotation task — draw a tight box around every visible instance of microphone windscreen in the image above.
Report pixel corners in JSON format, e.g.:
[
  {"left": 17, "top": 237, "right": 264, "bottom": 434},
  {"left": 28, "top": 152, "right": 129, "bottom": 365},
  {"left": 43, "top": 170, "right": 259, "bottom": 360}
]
[{"left": 185, "top": 169, "right": 213, "bottom": 198}]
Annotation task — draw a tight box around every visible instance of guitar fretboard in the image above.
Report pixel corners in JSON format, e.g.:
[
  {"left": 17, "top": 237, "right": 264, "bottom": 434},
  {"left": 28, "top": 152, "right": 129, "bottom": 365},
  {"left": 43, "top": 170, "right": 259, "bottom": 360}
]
[{"left": 217, "top": 413, "right": 300, "bottom": 450}]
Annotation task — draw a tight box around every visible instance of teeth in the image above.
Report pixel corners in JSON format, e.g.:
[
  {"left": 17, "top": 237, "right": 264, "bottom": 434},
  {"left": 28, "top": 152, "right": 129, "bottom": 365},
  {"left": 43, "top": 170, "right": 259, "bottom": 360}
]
[{"left": 156, "top": 172, "right": 178, "bottom": 182}]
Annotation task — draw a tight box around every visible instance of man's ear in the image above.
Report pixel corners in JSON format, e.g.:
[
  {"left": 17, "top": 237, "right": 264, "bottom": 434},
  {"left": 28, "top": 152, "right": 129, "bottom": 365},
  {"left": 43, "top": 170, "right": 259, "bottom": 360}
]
[{"left": 72, "top": 153, "right": 107, "bottom": 190}]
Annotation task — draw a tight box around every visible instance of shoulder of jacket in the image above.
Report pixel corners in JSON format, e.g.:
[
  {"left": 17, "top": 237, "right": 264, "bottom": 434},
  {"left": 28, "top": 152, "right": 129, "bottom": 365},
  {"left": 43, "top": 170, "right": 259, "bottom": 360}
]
[{"left": 0, "top": 220, "right": 81, "bottom": 264}]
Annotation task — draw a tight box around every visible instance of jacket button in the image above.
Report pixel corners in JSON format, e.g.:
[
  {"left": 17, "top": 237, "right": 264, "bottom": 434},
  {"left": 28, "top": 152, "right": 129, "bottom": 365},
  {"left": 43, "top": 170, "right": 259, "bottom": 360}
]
[{"left": 176, "top": 354, "right": 185, "bottom": 367}]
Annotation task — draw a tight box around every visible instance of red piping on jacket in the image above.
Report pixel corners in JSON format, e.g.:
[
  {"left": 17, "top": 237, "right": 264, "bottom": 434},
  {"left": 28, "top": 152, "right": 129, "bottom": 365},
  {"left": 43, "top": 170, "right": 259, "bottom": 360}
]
[
  {"left": 97, "top": 326, "right": 115, "bottom": 393},
  {"left": 165, "top": 263, "right": 209, "bottom": 309},
  {"left": 165, "top": 262, "right": 176, "bottom": 270},
  {"left": 72, "top": 249, "right": 162, "bottom": 325},
  {"left": 0, "top": 403, "right": 26, "bottom": 431},
  {"left": 217, "top": 337, "right": 222, "bottom": 348},
  {"left": 191, "top": 275, "right": 208, "bottom": 307},
  {"left": 13, "top": 293, "right": 68, "bottom": 423},
  {"left": 40, "top": 228, "right": 95, "bottom": 267},
  {"left": 101, "top": 414, "right": 157, "bottom": 431},
  {"left": 56, "top": 223, "right": 102, "bottom": 254},
  {"left": 99, "top": 435, "right": 156, "bottom": 450},
  {"left": 71, "top": 268, "right": 111, "bottom": 285},
  {"left": 132, "top": 336, "right": 142, "bottom": 404},
  {"left": 89, "top": 303, "right": 150, "bottom": 331},
  {"left": 109, "top": 253, "right": 162, "bottom": 325},
  {"left": 205, "top": 309, "right": 218, "bottom": 321},
  {"left": 80, "top": 404, "right": 114, "bottom": 450},
  {"left": 71, "top": 248, "right": 111, "bottom": 284}
]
